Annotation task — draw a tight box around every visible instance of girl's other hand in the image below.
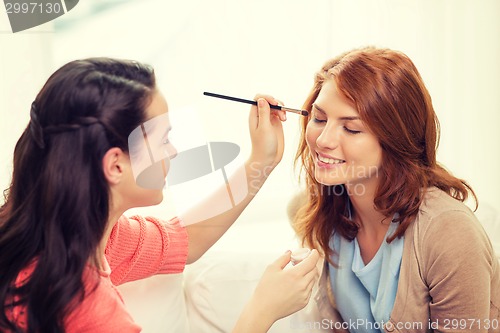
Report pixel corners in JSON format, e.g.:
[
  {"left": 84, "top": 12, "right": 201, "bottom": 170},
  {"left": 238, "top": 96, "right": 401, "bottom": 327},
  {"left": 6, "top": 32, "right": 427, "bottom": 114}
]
[{"left": 249, "top": 249, "right": 320, "bottom": 325}]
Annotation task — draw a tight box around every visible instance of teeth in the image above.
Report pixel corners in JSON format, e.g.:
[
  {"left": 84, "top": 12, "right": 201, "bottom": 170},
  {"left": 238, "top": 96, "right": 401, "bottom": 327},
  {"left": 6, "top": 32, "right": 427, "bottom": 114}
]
[{"left": 318, "top": 155, "right": 344, "bottom": 164}]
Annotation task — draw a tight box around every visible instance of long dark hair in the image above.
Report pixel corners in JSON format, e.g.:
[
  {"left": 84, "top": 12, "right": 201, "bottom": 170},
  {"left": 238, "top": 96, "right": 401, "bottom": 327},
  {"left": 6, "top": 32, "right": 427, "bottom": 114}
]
[
  {"left": 293, "top": 47, "right": 476, "bottom": 264},
  {"left": 0, "top": 58, "right": 156, "bottom": 332}
]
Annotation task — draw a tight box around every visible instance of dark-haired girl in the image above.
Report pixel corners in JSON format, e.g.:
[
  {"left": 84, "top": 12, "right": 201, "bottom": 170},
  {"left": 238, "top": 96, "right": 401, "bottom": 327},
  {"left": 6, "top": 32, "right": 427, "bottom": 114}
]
[{"left": 0, "top": 58, "right": 319, "bottom": 333}]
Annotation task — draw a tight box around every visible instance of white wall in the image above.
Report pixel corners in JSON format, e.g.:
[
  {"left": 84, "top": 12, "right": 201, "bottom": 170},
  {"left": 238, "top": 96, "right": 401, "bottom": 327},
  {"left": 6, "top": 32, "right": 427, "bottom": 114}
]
[{"left": 1, "top": 0, "right": 499, "bottom": 224}]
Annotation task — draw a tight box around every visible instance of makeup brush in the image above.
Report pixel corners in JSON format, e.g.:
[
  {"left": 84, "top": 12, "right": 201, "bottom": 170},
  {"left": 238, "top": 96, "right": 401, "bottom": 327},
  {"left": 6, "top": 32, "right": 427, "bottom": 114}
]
[{"left": 203, "top": 91, "right": 309, "bottom": 116}]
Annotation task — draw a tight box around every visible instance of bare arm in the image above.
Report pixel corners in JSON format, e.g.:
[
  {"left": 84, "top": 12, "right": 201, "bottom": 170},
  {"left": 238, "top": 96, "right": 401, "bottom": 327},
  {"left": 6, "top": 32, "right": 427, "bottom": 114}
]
[{"left": 183, "top": 95, "right": 285, "bottom": 264}]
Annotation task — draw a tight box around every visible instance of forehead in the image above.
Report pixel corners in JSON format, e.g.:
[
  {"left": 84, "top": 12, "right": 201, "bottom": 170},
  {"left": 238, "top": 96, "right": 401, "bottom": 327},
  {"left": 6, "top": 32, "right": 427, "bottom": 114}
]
[
  {"left": 140, "top": 91, "right": 172, "bottom": 137},
  {"left": 315, "top": 80, "right": 358, "bottom": 116},
  {"left": 146, "top": 90, "right": 169, "bottom": 119}
]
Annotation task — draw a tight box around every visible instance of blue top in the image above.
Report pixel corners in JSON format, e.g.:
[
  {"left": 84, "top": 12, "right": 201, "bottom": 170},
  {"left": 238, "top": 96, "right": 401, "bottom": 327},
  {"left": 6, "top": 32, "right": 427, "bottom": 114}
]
[{"left": 328, "top": 220, "right": 404, "bottom": 332}]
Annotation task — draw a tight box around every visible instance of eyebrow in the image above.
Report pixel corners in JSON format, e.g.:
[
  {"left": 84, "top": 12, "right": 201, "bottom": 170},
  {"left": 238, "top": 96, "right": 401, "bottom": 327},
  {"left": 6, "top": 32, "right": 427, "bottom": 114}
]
[{"left": 312, "top": 104, "right": 360, "bottom": 121}]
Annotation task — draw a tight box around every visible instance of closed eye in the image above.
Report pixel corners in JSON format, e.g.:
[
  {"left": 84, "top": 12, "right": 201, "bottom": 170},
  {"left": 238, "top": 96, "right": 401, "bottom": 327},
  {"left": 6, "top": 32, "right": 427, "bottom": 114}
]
[
  {"left": 344, "top": 126, "right": 361, "bottom": 134},
  {"left": 313, "top": 117, "right": 326, "bottom": 123},
  {"left": 162, "top": 128, "right": 172, "bottom": 144}
]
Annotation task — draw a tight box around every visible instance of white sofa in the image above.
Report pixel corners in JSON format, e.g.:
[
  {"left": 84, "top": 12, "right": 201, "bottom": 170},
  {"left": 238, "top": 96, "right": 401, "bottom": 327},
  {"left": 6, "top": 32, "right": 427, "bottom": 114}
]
[
  {"left": 118, "top": 203, "right": 500, "bottom": 333},
  {"left": 118, "top": 219, "right": 318, "bottom": 333}
]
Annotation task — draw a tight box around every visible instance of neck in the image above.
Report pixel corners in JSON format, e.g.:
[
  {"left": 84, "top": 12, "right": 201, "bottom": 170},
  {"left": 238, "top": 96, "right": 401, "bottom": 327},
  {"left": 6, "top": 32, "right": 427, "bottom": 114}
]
[
  {"left": 345, "top": 179, "right": 391, "bottom": 236},
  {"left": 95, "top": 208, "right": 123, "bottom": 270}
]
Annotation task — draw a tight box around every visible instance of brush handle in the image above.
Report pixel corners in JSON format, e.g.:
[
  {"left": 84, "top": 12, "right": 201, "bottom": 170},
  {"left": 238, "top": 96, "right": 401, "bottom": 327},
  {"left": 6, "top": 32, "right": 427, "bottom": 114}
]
[
  {"left": 204, "top": 92, "right": 282, "bottom": 109},
  {"left": 203, "top": 91, "right": 308, "bottom": 116}
]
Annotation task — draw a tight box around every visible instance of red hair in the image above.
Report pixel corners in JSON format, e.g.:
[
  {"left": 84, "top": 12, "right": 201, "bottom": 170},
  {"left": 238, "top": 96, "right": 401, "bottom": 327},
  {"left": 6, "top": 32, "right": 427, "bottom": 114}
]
[{"left": 293, "top": 47, "right": 476, "bottom": 264}]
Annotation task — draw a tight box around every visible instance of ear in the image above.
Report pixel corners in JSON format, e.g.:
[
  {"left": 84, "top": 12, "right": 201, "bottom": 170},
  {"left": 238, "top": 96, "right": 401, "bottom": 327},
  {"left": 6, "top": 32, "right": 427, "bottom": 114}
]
[{"left": 102, "top": 147, "right": 126, "bottom": 185}]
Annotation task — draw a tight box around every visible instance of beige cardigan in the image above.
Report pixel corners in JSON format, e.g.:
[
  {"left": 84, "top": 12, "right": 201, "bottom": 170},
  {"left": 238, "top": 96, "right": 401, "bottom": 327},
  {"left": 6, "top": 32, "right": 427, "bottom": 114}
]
[{"left": 310, "top": 187, "right": 499, "bottom": 333}]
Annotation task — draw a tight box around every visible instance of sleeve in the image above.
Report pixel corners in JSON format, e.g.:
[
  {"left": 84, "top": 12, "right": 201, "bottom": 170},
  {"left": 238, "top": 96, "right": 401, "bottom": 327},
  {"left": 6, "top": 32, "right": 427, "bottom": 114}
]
[
  {"left": 421, "top": 210, "right": 496, "bottom": 333},
  {"left": 105, "top": 215, "right": 189, "bottom": 285}
]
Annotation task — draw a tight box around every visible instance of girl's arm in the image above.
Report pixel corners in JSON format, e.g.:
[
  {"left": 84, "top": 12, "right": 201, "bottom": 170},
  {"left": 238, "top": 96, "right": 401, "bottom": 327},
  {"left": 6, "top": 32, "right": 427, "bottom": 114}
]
[
  {"left": 183, "top": 95, "right": 285, "bottom": 264},
  {"left": 423, "top": 210, "right": 495, "bottom": 333}
]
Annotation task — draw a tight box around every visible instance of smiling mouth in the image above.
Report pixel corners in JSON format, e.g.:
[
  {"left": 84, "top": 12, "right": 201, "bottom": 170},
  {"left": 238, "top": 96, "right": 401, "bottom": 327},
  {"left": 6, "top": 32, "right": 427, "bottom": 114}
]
[{"left": 317, "top": 154, "right": 345, "bottom": 165}]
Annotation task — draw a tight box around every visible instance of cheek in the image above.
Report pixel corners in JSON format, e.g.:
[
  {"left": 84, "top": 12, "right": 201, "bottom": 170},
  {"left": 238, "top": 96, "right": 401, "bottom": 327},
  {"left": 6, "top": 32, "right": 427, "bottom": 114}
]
[
  {"left": 305, "top": 123, "right": 319, "bottom": 147},
  {"left": 355, "top": 138, "right": 382, "bottom": 166},
  {"left": 162, "top": 158, "right": 171, "bottom": 177},
  {"left": 371, "top": 146, "right": 383, "bottom": 168},
  {"left": 165, "top": 143, "right": 177, "bottom": 159}
]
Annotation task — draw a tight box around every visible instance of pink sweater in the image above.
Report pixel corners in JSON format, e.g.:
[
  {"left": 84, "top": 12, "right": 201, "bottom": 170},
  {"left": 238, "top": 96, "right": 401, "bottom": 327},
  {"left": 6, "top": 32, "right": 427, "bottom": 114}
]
[{"left": 9, "top": 215, "right": 189, "bottom": 332}]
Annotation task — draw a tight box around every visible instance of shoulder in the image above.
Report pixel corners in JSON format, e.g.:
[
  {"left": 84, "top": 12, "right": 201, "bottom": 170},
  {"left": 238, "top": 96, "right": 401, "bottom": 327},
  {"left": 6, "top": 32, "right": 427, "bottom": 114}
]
[
  {"left": 65, "top": 269, "right": 141, "bottom": 332},
  {"left": 113, "top": 215, "right": 183, "bottom": 230},
  {"left": 108, "top": 215, "right": 183, "bottom": 244},
  {"left": 105, "top": 215, "right": 188, "bottom": 283},
  {"left": 410, "top": 187, "right": 496, "bottom": 273},
  {"left": 419, "top": 187, "right": 474, "bottom": 216},
  {"left": 415, "top": 187, "right": 479, "bottom": 236},
  {"left": 105, "top": 214, "right": 185, "bottom": 260}
]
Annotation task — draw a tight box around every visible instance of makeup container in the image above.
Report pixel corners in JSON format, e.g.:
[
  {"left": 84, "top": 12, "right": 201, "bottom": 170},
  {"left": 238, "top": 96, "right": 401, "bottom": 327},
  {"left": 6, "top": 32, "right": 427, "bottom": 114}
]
[{"left": 291, "top": 248, "right": 311, "bottom": 265}]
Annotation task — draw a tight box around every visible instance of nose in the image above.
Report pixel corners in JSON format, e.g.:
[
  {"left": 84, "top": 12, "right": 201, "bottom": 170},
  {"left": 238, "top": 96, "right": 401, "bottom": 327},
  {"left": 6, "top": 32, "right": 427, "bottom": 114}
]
[
  {"left": 166, "top": 142, "right": 178, "bottom": 160},
  {"left": 316, "top": 124, "right": 339, "bottom": 150}
]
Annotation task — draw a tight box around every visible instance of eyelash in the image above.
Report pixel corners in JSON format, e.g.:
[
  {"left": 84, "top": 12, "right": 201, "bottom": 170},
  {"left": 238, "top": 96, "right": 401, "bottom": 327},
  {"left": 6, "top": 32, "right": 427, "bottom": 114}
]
[
  {"left": 344, "top": 127, "right": 361, "bottom": 135},
  {"left": 312, "top": 117, "right": 361, "bottom": 134},
  {"left": 312, "top": 117, "right": 326, "bottom": 124}
]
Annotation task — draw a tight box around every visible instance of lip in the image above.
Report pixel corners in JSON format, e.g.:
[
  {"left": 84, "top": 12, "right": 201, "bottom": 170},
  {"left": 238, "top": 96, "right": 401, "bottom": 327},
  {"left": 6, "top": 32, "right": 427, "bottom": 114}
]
[
  {"left": 315, "top": 152, "right": 346, "bottom": 169},
  {"left": 317, "top": 152, "right": 343, "bottom": 160}
]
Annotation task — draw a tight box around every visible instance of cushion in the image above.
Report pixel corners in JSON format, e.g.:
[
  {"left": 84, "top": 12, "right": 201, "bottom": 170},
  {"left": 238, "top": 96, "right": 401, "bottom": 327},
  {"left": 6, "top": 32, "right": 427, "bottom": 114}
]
[
  {"left": 184, "top": 250, "right": 329, "bottom": 333},
  {"left": 475, "top": 202, "right": 500, "bottom": 259},
  {"left": 117, "top": 273, "right": 189, "bottom": 333},
  {"left": 183, "top": 219, "right": 330, "bottom": 333}
]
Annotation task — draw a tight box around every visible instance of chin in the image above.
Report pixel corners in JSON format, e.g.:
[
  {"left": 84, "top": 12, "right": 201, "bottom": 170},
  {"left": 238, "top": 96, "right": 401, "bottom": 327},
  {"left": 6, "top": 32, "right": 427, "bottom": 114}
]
[
  {"left": 137, "top": 190, "right": 164, "bottom": 207},
  {"left": 151, "top": 191, "right": 164, "bottom": 205},
  {"left": 314, "top": 173, "right": 344, "bottom": 187}
]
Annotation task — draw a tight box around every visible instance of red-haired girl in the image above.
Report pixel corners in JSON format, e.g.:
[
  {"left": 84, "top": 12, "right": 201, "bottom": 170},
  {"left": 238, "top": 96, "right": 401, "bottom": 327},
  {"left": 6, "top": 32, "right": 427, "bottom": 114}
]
[{"left": 292, "top": 47, "right": 499, "bottom": 332}]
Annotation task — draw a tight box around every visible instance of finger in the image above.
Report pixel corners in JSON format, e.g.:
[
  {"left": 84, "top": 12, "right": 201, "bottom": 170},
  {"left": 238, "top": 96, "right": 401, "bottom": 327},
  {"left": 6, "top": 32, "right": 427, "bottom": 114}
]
[
  {"left": 254, "top": 94, "right": 279, "bottom": 106},
  {"left": 306, "top": 274, "right": 317, "bottom": 293},
  {"left": 278, "top": 110, "right": 287, "bottom": 121},
  {"left": 275, "top": 99, "right": 287, "bottom": 121},
  {"left": 303, "top": 266, "right": 319, "bottom": 286},
  {"left": 272, "top": 250, "right": 292, "bottom": 270},
  {"left": 248, "top": 103, "right": 258, "bottom": 131},
  {"left": 274, "top": 119, "right": 284, "bottom": 151},
  {"left": 304, "top": 278, "right": 316, "bottom": 302},
  {"left": 253, "top": 94, "right": 286, "bottom": 125},
  {"left": 256, "top": 98, "right": 271, "bottom": 129},
  {"left": 298, "top": 271, "right": 317, "bottom": 305},
  {"left": 293, "top": 249, "right": 320, "bottom": 275},
  {"left": 269, "top": 109, "right": 286, "bottom": 122}
]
